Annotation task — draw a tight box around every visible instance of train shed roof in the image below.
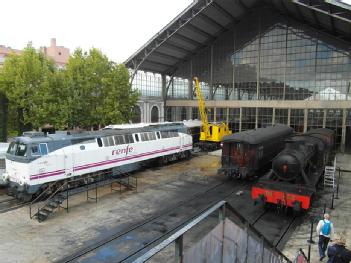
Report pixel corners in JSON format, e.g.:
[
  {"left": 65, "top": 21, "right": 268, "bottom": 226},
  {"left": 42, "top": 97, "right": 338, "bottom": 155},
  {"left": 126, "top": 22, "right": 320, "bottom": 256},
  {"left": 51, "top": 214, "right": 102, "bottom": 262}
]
[{"left": 125, "top": 0, "right": 351, "bottom": 75}]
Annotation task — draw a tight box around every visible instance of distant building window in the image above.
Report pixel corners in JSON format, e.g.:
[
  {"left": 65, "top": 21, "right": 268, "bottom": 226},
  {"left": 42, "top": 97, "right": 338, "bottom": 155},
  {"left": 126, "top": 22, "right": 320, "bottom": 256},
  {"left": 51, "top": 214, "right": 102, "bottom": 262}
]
[{"left": 58, "top": 52, "right": 61, "bottom": 55}]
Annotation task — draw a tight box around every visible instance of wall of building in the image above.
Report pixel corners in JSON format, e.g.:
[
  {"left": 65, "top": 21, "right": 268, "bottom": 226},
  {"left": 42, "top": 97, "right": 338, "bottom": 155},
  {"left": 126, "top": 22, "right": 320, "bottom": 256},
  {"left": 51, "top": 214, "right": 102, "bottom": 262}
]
[
  {"left": 158, "top": 6, "right": 351, "bottom": 152},
  {"left": 42, "top": 38, "right": 69, "bottom": 68}
]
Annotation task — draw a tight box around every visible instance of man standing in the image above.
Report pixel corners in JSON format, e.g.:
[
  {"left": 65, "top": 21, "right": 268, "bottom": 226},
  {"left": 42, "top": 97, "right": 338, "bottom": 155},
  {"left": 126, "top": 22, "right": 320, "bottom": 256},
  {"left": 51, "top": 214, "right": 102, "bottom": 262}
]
[
  {"left": 327, "top": 233, "right": 351, "bottom": 263},
  {"left": 317, "top": 213, "right": 334, "bottom": 261}
]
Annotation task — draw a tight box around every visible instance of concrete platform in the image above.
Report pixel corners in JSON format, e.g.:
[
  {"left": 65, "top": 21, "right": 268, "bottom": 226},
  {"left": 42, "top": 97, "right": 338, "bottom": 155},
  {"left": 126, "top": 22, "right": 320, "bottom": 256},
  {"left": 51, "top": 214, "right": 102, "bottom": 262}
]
[{"left": 282, "top": 153, "right": 351, "bottom": 262}]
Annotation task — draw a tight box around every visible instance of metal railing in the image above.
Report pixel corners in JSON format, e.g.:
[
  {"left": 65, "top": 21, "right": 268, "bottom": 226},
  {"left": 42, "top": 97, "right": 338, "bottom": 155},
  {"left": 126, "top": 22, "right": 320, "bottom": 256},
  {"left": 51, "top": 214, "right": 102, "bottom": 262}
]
[
  {"left": 29, "top": 168, "right": 138, "bottom": 219},
  {"left": 29, "top": 181, "right": 69, "bottom": 219}
]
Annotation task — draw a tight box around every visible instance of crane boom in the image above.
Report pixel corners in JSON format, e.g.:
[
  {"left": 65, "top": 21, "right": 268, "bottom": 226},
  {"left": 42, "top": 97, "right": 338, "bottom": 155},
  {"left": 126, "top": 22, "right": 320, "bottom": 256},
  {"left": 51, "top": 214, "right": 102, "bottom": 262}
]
[
  {"left": 193, "top": 77, "right": 232, "bottom": 151},
  {"left": 194, "top": 77, "right": 208, "bottom": 132}
]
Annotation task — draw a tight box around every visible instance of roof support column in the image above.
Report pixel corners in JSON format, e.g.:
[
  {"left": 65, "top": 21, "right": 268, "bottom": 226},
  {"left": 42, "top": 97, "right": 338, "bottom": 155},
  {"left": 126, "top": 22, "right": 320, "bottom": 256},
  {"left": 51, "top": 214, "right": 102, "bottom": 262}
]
[
  {"left": 210, "top": 45, "right": 214, "bottom": 100},
  {"left": 188, "top": 60, "right": 193, "bottom": 100},
  {"left": 226, "top": 108, "right": 229, "bottom": 125},
  {"left": 257, "top": 10, "right": 262, "bottom": 100},
  {"left": 213, "top": 107, "right": 217, "bottom": 122},
  {"left": 304, "top": 108, "right": 308, "bottom": 132},
  {"left": 162, "top": 74, "right": 167, "bottom": 122},
  {"left": 162, "top": 74, "right": 167, "bottom": 101},
  {"left": 187, "top": 107, "right": 192, "bottom": 120},
  {"left": 272, "top": 108, "right": 276, "bottom": 125},
  {"left": 323, "top": 109, "right": 327, "bottom": 128},
  {"left": 287, "top": 108, "right": 291, "bottom": 126},
  {"left": 314, "top": 36, "right": 319, "bottom": 98},
  {"left": 283, "top": 23, "right": 288, "bottom": 100},
  {"left": 239, "top": 108, "right": 242, "bottom": 132},
  {"left": 231, "top": 28, "right": 236, "bottom": 101},
  {"left": 255, "top": 107, "right": 258, "bottom": 129},
  {"left": 341, "top": 109, "right": 347, "bottom": 153}
]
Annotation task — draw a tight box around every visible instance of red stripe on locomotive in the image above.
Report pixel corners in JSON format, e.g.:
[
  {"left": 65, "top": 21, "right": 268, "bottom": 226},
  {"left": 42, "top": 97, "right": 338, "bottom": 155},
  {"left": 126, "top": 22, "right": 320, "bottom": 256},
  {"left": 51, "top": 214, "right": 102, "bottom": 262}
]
[{"left": 251, "top": 186, "right": 311, "bottom": 210}]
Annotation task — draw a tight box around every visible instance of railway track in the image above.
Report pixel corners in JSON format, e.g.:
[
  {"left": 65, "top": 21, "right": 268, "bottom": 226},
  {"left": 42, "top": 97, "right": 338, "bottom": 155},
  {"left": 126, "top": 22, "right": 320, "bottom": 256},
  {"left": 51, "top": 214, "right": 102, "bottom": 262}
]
[
  {"left": 57, "top": 175, "right": 301, "bottom": 263},
  {"left": 57, "top": 179, "right": 253, "bottom": 263},
  {"left": 250, "top": 208, "right": 304, "bottom": 251},
  {"left": 0, "top": 197, "right": 28, "bottom": 213}
]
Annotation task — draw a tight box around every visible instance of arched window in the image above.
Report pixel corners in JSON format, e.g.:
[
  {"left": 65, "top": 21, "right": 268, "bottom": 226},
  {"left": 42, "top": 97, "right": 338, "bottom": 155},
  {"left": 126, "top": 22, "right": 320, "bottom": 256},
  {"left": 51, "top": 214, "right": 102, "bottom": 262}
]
[
  {"left": 151, "top": 106, "right": 159, "bottom": 123},
  {"left": 132, "top": 106, "right": 141, "bottom": 123}
]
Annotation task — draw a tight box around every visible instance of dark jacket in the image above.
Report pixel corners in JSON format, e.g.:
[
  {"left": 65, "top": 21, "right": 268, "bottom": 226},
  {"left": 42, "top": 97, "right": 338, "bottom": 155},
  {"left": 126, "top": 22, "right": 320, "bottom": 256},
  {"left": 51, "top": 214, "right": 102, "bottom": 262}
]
[{"left": 327, "top": 244, "right": 351, "bottom": 263}]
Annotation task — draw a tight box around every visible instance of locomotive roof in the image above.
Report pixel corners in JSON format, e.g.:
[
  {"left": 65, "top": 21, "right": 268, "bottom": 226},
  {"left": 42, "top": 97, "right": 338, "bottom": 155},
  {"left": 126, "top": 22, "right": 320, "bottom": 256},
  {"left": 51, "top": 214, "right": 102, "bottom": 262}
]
[
  {"left": 14, "top": 124, "right": 187, "bottom": 144},
  {"left": 222, "top": 125, "right": 293, "bottom": 145}
]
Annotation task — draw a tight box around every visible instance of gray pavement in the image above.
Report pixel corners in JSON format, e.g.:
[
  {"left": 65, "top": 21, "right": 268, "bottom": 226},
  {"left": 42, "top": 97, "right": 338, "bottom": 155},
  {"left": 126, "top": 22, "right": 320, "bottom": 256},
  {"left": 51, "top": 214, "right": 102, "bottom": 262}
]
[
  {"left": 282, "top": 153, "right": 351, "bottom": 262},
  {"left": 0, "top": 155, "right": 222, "bottom": 263}
]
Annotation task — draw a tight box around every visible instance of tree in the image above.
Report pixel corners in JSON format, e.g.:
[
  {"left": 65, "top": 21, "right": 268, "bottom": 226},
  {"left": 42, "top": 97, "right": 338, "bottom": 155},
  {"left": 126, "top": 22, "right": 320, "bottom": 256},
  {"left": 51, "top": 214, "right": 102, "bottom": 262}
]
[
  {"left": 97, "top": 63, "right": 139, "bottom": 125},
  {"left": 0, "top": 45, "right": 59, "bottom": 134},
  {"left": 65, "top": 48, "right": 139, "bottom": 129}
]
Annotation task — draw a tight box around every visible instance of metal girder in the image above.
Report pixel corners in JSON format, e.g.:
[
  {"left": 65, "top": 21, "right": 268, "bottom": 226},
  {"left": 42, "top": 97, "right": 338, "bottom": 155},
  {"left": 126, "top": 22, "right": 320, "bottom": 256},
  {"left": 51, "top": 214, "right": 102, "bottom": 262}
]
[
  {"left": 237, "top": 0, "right": 249, "bottom": 11},
  {"left": 144, "top": 60, "right": 174, "bottom": 69},
  {"left": 308, "top": 0, "right": 321, "bottom": 27},
  {"left": 185, "top": 23, "right": 214, "bottom": 39},
  {"left": 173, "top": 33, "right": 204, "bottom": 47},
  {"left": 198, "top": 12, "right": 227, "bottom": 30},
  {"left": 292, "top": 0, "right": 351, "bottom": 24},
  {"left": 163, "top": 42, "right": 193, "bottom": 55},
  {"left": 212, "top": 2, "right": 238, "bottom": 23},
  {"left": 152, "top": 51, "right": 183, "bottom": 62},
  {"left": 328, "top": 3, "right": 337, "bottom": 32},
  {"left": 165, "top": 76, "right": 174, "bottom": 99},
  {"left": 130, "top": 0, "right": 214, "bottom": 74},
  {"left": 293, "top": 0, "right": 308, "bottom": 22}
]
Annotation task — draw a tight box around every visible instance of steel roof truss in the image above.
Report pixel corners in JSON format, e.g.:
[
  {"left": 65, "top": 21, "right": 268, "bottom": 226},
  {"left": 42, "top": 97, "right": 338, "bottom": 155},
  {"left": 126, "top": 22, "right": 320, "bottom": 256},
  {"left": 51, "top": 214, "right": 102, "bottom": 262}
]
[
  {"left": 212, "top": 2, "right": 239, "bottom": 23},
  {"left": 292, "top": 0, "right": 351, "bottom": 24},
  {"left": 198, "top": 12, "right": 227, "bottom": 30},
  {"left": 173, "top": 33, "right": 204, "bottom": 47},
  {"left": 131, "top": 0, "right": 214, "bottom": 73},
  {"left": 185, "top": 23, "right": 215, "bottom": 39}
]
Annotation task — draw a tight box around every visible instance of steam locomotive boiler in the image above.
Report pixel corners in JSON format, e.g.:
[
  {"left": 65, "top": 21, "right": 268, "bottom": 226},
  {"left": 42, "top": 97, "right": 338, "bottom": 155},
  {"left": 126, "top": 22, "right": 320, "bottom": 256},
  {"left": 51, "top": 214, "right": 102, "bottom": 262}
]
[
  {"left": 252, "top": 128, "right": 334, "bottom": 212},
  {"left": 219, "top": 125, "right": 294, "bottom": 179}
]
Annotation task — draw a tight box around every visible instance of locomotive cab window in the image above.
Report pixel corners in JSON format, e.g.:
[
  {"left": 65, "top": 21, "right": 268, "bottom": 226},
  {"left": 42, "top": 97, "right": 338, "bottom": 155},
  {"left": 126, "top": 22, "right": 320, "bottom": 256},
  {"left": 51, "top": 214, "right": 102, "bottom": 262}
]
[
  {"left": 97, "top": 138, "right": 103, "bottom": 147},
  {"left": 31, "top": 145, "right": 40, "bottom": 156},
  {"left": 7, "top": 142, "right": 28, "bottom": 157},
  {"left": 39, "top": 143, "right": 48, "bottom": 155},
  {"left": 134, "top": 134, "right": 140, "bottom": 142}
]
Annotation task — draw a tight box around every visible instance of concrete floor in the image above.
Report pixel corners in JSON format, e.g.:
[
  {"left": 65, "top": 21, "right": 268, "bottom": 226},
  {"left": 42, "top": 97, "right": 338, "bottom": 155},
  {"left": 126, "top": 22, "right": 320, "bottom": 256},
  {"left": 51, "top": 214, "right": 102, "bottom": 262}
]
[
  {"left": 282, "top": 153, "right": 351, "bottom": 262},
  {"left": 0, "top": 155, "right": 223, "bottom": 263},
  {"left": 1, "top": 152, "right": 348, "bottom": 263}
]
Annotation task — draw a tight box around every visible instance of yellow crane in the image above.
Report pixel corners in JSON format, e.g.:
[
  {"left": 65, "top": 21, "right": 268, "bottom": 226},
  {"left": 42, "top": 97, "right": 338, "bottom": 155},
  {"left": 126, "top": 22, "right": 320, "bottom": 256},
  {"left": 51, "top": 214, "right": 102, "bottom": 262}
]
[{"left": 194, "top": 77, "right": 232, "bottom": 150}]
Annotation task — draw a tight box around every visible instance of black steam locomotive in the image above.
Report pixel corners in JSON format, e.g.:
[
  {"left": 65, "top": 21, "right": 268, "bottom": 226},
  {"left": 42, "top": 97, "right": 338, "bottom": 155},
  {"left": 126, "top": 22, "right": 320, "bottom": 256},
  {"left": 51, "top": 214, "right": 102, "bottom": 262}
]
[
  {"left": 219, "top": 125, "right": 294, "bottom": 179},
  {"left": 252, "top": 128, "right": 334, "bottom": 211}
]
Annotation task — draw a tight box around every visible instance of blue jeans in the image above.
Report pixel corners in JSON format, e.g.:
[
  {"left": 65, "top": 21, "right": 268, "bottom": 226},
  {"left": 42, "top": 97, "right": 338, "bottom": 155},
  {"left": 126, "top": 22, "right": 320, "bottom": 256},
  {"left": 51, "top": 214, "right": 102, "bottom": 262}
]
[{"left": 318, "top": 235, "right": 330, "bottom": 258}]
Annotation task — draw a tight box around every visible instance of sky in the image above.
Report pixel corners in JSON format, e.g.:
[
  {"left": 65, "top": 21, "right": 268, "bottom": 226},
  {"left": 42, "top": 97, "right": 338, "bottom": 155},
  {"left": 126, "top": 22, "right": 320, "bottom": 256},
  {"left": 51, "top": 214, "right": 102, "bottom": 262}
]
[
  {"left": 0, "top": 0, "right": 193, "bottom": 63},
  {"left": 1, "top": 0, "right": 351, "bottom": 64}
]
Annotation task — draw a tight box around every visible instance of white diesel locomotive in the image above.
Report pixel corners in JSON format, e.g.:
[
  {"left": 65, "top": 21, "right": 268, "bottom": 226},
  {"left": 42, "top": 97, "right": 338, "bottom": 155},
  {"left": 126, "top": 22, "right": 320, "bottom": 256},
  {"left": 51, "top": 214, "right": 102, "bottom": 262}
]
[{"left": 2, "top": 123, "right": 193, "bottom": 200}]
